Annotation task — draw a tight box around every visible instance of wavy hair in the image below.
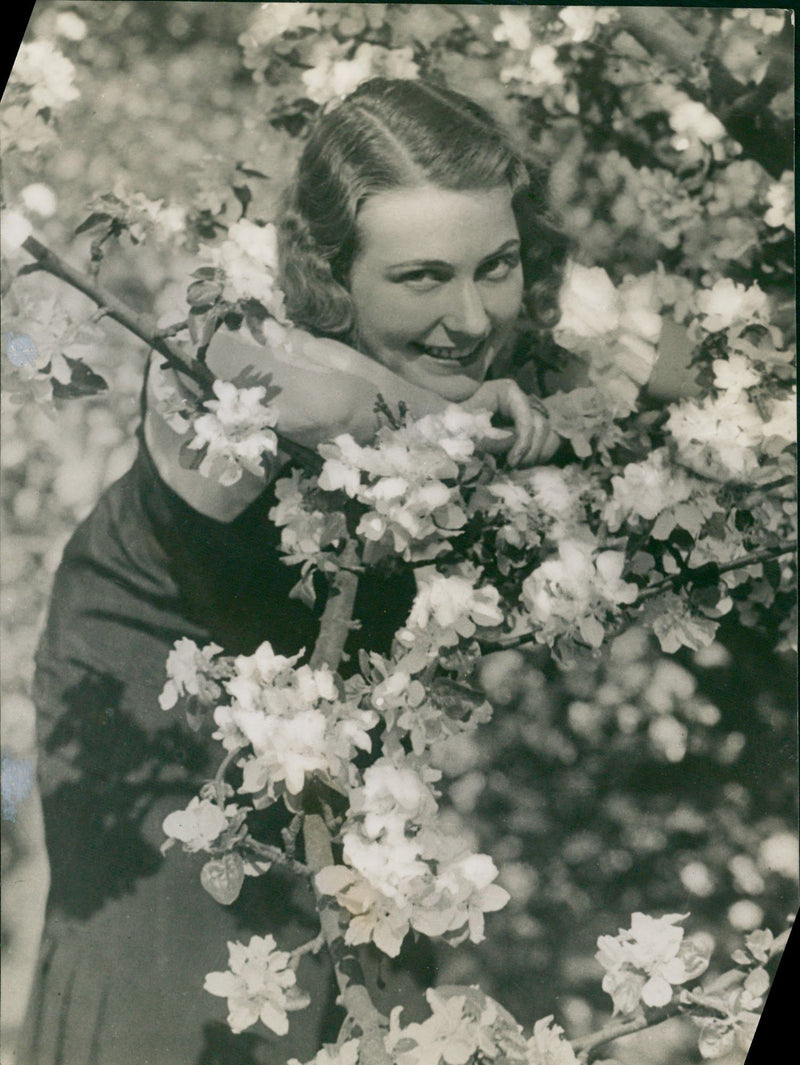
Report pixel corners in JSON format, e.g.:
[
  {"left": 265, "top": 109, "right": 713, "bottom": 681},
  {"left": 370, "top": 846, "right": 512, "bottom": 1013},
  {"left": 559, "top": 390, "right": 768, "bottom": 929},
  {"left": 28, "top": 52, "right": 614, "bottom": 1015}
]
[{"left": 276, "top": 78, "right": 568, "bottom": 354}]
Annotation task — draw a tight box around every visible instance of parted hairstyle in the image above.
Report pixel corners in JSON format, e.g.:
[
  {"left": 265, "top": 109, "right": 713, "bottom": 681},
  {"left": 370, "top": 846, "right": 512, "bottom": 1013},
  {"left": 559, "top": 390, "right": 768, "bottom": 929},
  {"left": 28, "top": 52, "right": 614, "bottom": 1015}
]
[{"left": 276, "top": 77, "right": 569, "bottom": 355}]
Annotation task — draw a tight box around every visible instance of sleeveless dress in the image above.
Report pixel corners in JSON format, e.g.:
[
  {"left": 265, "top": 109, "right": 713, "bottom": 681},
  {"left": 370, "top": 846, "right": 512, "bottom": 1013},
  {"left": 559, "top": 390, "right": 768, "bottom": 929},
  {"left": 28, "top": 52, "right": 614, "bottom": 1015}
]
[{"left": 21, "top": 386, "right": 431, "bottom": 1065}]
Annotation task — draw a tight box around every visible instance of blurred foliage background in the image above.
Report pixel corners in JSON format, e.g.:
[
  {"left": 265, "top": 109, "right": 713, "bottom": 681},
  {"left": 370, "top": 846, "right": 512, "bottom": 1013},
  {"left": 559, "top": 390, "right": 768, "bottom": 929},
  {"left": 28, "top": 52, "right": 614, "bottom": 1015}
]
[{"left": 1, "top": 4, "right": 796, "bottom": 1063}]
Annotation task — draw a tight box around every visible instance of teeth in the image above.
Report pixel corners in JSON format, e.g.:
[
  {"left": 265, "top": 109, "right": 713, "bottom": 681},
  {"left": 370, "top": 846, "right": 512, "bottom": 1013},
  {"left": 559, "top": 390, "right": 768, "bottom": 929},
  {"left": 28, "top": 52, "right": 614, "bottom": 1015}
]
[{"left": 423, "top": 345, "right": 475, "bottom": 361}]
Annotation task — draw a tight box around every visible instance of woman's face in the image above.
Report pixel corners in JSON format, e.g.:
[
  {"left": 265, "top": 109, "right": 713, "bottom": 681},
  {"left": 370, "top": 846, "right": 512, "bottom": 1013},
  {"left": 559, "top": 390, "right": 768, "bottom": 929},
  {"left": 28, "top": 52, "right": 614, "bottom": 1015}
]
[{"left": 348, "top": 184, "right": 523, "bottom": 402}]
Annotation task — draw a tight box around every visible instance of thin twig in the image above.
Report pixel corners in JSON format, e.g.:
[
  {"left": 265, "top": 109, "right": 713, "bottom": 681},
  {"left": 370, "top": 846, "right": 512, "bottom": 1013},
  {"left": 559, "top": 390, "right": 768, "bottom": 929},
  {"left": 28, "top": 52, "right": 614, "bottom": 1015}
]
[
  {"left": 288, "top": 930, "right": 327, "bottom": 970},
  {"left": 22, "top": 236, "right": 215, "bottom": 392},
  {"left": 20, "top": 235, "right": 321, "bottom": 473},
  {"left": 571, "top": 932, "right": 789, "bottom": 1061},
  {"left": 309, "top": 542, "right": 362, "bottom": 671},
  {"left": 214, "top": 744, "right": 244, "bottom": 808},
  {"left": 245, "top": 837, "right": 312, "bottom": 878},
  {"left": 480, "top": 541, "right": 798, "bottom": 654},
  {"left": 636, "top": 541, "right": 797, "bottom": 601}
]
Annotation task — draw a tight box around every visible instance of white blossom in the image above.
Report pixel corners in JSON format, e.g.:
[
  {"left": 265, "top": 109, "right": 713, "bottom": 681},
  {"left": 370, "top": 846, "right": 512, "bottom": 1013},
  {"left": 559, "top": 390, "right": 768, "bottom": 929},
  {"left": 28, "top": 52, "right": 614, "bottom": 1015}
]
[
  {"left": 558, "top": 6, "right": 618, "bottom": 43},
  {"left": 556, "top": 263, "right": 620, "bottom": 340},
  {"left": 302, "top": 42, "right": 418, "bottom": 105},
  {"left": 764, "top": 171, "right": 795, "bottom": 231},
  {"left": 596, "top": 912, "right": 711, "bottom": 1015},
  {"left": 208, "top": 220, "right": 287, "bottom": 320},
  {"left": 204, "top": 934, "right": 298, "bottom": 1035},
  {"left": 159, "top": 637, "right": 225, "bottom": 711},
  {"left": 187, "top": 380, "right": 278, "bottom": 487},
  {"left": 162, "top": 797, "right": 234, "bottom": 853},
  {"left": 20, "top": 183, "right": 57, "bottom": 218},
  {"left": 695, "top": 279, "right": 769, "bottom": 333},
  {"left": 492, "top": 9, "right": 533, "bottom": 51},
  {"left": 521, "top": 540, "right": 638, "bottom": 649},
  {"left": 212, "top": 640, "right": 376, "bottom": 799},
  {"left": 668, "top": 97, "right": 726, "bottom": 150},
  {"left": 9, "top": 40, "right": 80, "bottom": 111}
]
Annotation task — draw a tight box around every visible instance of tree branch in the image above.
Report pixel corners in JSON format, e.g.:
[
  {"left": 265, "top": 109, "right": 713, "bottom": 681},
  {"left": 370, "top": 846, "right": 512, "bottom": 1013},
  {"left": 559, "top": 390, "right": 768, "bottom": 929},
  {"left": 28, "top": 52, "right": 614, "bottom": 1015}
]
[
  {"left": 636, "top": 540, "right": 797, "bottom": 601},
  {"left": 303, "top": 813, "right": 392, "bottom": 1065},
  {"left": 300, "top": 540, "right": 393, "bottom": 1061},
  {"left": 309, "top": 542, "right": 362, "bottom": 671},
  {"left": 480, "top": 541, "right": 797, "bottom": 654},
  {"left": 19, "top": 236, "right": 321, "bottom": 473},
  {"left": 614, "top": 8, "right": 792, "bottom": 178},
  {"left": 571, "top": 930, "right": 789, "bottom": 1062}
]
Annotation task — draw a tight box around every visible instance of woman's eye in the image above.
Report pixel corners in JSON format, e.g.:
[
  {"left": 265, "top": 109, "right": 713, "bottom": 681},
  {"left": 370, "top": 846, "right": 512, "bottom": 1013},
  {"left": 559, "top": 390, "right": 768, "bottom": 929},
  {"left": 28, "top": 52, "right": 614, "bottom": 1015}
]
[
  {"left": 395, "top": 270, "right": 445, "bottom": 291},
  {"left": 480, "top": 253, "right": 520, "bottom": 281}
]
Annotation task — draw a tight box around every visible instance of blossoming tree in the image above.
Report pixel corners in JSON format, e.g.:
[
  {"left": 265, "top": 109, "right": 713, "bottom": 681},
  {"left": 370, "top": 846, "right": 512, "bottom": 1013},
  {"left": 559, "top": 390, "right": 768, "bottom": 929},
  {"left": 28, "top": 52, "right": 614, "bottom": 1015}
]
[{"left": 2, "top": 4, "right": 795, "bottom": 1064}]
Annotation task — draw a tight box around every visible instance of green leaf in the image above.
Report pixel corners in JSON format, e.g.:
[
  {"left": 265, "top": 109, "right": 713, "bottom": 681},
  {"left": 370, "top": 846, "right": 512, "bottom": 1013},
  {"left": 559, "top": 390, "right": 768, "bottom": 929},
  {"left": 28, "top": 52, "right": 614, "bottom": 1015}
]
[{"left": 200, "top": 853, "right": 245, "bottom": 905}]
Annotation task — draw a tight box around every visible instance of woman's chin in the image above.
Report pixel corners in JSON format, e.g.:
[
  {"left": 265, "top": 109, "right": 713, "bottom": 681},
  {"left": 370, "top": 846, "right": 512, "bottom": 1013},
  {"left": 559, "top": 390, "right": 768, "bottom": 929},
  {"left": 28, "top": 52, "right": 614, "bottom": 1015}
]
[{"left": 428, "top": 376, "right": 483, "bottom": 403}]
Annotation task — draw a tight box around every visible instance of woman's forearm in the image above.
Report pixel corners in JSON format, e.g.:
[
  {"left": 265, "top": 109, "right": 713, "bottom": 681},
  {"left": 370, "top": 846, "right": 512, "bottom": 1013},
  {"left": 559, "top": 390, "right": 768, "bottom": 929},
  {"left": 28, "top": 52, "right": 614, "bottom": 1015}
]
[
  {"left": 205, "top": 325, "right": 447, "bottom": 447},
  {"left": 144, "top": 326, "right": 449, "bottom": 522}
]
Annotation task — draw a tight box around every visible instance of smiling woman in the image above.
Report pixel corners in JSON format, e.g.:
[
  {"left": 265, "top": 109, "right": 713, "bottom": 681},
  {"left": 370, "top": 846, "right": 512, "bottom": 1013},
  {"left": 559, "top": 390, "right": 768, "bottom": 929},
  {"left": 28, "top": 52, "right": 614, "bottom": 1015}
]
[
  {"left": 26, "top": 78, "right": 567, "bottom": 1065},
  {"left": 349, "top": 185, "right": 523, "bottom": 401}
]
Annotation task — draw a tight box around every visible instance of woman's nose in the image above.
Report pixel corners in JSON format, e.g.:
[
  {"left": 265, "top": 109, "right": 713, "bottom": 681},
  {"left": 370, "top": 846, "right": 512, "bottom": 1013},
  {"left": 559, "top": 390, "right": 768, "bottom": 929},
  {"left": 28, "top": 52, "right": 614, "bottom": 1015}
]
[{"left": 442, "top": 281, "right": 491, "bottom": 338}]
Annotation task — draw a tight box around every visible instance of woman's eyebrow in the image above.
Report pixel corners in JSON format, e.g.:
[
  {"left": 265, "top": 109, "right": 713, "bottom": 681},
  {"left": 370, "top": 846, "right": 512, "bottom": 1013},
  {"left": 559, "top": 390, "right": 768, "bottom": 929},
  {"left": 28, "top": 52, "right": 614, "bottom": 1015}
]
[{"left": 387, "top": 238, "right": 521, "bottom": 271}]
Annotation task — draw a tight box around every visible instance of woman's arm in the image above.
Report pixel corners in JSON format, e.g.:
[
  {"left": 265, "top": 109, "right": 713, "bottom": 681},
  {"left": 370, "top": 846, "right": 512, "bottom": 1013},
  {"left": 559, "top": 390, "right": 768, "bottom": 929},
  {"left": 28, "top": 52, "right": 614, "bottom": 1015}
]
[{"left": 144, "top": 325, "right": 555, "bottom": 522}]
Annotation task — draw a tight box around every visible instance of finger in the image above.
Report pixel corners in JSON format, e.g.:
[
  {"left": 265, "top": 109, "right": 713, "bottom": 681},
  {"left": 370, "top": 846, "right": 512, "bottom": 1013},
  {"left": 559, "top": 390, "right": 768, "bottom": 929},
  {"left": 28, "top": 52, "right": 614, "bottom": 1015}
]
[
  {"left": 517, "top": 420, "right": 561, "bottom": 467},
  {"left": 515, "top": 411, "right": 549, "bottom": 466},
  {"left": 479, "top": 428, "right": 515, "bottom": 455},
  {"left": 505, "top": 387, "right": 536, "bottom": 466}
]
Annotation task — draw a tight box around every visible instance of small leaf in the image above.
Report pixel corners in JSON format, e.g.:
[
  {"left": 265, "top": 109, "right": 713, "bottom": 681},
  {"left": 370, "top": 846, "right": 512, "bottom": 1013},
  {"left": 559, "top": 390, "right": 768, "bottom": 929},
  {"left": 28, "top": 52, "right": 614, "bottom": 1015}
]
[
  {"left": 51, "top": 355, "right": 108, "bottom": 399},
  {"left": 179, "top": 438, "right": 206, "bottom": 470},
  {"left": 289, "top": 570, "right": 318, "bottom": 609},
  {"left": 187, "top": 277, "right": 224, "bottom": 309},
  {"left": 74, "top": 211, "right": 112, "bottom": 236},
  {"left": 200, "top": 853, "right": 245, "bottom": 905},
  {"left": 235, "top": 162, "right": 269, "bottom": 180}
]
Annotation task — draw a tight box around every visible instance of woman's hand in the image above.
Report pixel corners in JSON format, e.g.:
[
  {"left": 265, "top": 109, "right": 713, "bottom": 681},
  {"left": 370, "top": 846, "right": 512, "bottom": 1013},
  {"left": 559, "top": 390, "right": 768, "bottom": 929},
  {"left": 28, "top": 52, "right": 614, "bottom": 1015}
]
[{"left": 461, "top": 378, "right": 561, "bottom": 467}]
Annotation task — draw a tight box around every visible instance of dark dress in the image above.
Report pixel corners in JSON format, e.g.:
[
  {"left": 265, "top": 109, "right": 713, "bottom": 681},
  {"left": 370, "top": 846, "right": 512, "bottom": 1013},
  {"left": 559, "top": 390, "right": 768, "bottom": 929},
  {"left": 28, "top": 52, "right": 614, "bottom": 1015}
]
[{"left": 22, "top": 390, "right": 429, "bottom": 1065}]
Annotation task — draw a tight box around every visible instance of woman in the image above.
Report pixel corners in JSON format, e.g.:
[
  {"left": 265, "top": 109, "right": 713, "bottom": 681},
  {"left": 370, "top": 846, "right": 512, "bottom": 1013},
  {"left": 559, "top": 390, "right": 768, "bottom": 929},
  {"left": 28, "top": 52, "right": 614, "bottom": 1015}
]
[{"left": 23, "top": 79, "right": 567, "bottom": 1065}]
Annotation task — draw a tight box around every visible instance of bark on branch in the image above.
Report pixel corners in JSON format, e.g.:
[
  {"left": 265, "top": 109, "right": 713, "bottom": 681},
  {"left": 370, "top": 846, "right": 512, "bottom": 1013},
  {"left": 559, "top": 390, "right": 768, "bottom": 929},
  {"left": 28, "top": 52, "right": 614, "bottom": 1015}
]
[
  {"left": 303, "top": 814, "right": 392, "bottom": 1065},
  {"left": 302, "top": 542, "right": 393, "bottom": 1062}
]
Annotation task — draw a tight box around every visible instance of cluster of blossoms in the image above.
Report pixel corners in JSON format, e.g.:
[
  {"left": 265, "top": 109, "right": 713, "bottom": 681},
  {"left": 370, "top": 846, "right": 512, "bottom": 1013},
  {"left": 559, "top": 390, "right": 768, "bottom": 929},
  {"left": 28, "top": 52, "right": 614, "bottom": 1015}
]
[
  {"left": 595, "top": 912, "right": 713, "bottom": 1014},
  {"left": 185, "top": 380, "right": 280, "bottom": 487},
  {"left": 496, "top": 6, "right": 617, "bottom": 113},
  {"left": 317, "top": 753, "right": 509, "bottom": 957},
  {"left": 353, "top": 648, "right": 492, "bottom": 758},
  {"left": 238, "top": 1, "right": 321, "bottom": 72},
  {"left": 1, "top": 39, "right": 79, "bottom": 154},
  {"left": 684, "top": 929, "right": 774, "bottom": 1060},
  {"left": 211, "top": 641, "right": 377, "bottom": 801},
  {"left": 665, "top": 279, "right": 795, "bottom": 484},
  {"left": 287, "top": 987, "right": 580, "bottom": 1065},
  {"left": 204, "top": 934, "right": 298, "bottom": 1036},
  {"left": 301, "top": 40, "right": 419, "bottom": 105},
  {"left": 520, "top": 538, "right": 639, "bottom": 652},
  {"left": 204, "top": 219, "right": 288, "bottom": 321},
  {"left": 316, "top": 407, "right": 505, "bottom": 561},
  {"left": 386, "top": 987, "right": 579, "bottom": 1065},
  {"left": 76, "top": 183, "right": 188, "bottom": 247}
]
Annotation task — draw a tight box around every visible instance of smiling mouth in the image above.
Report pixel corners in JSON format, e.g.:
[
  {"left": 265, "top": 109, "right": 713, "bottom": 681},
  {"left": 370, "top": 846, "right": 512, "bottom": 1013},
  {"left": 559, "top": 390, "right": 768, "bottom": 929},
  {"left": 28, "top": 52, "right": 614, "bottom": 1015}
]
[{"left": 411, "top": 340, "right": 489, "bottom": 365}]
